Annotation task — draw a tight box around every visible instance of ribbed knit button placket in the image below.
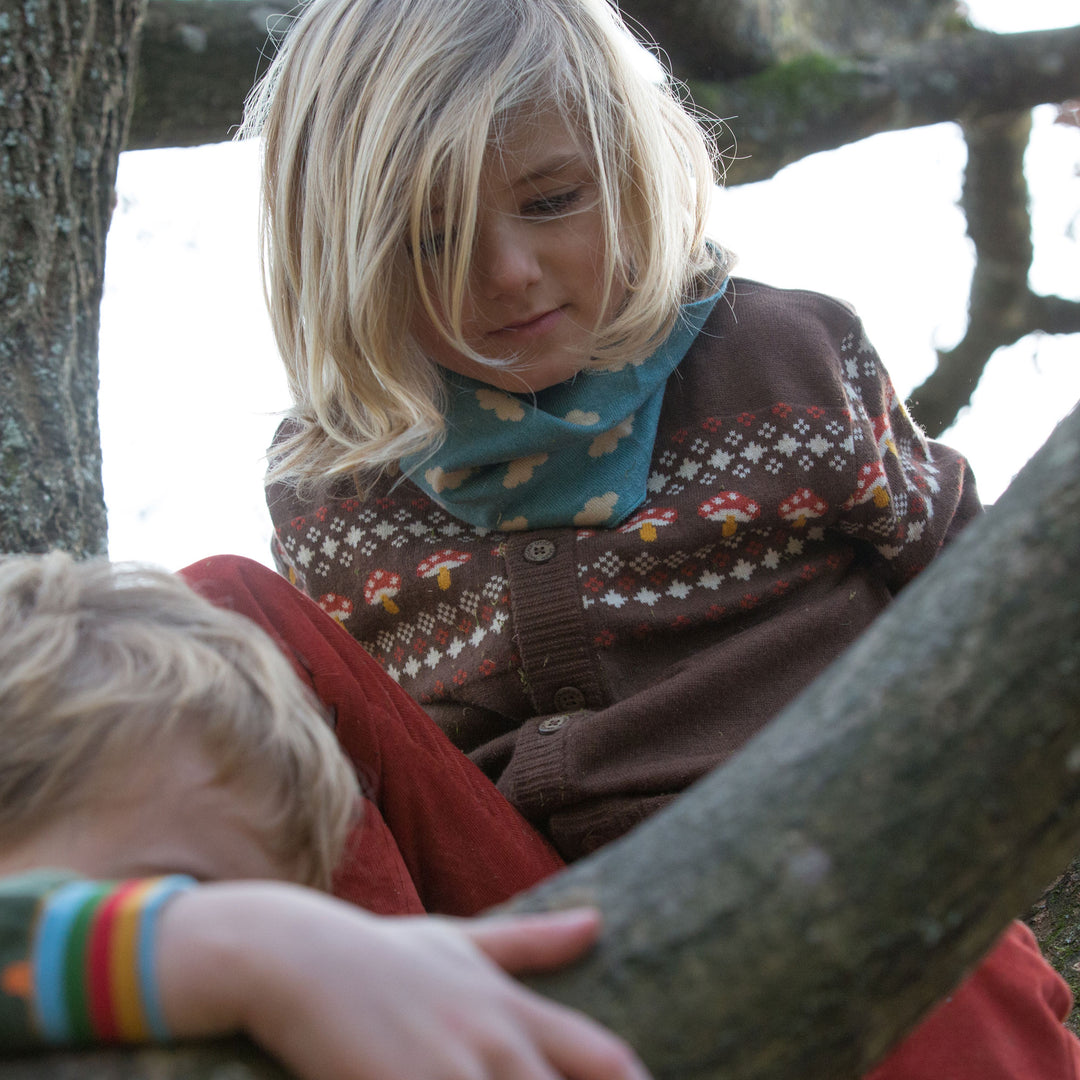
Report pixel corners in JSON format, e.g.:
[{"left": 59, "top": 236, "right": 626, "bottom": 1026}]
[
  {"left": 502, "top": 531, "right": 606, "bottom": 714},
  {"left": 498, "top": 531, "right": 609, "bottom": 821}
]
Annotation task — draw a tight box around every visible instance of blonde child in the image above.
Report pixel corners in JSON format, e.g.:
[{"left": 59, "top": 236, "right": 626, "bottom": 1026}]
[
  {"left": 0, "top": 551, "right": 647, "bottom": 1080},
  {"left": 240, "top": 0, "right": 1080, "bottom": 1075}
]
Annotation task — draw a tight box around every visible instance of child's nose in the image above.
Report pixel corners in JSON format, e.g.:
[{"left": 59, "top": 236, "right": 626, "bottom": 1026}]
[{"left": 474, "top": 218, "right": 541, "bottom": 299}]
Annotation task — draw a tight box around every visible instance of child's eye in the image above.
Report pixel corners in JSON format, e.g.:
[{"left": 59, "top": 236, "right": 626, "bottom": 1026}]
[
  {"left": 523, "top": 188, "right": 584, "bottom": 217},
  {"left": 418, "top": 232, "right": 446, "bottom": 259}
]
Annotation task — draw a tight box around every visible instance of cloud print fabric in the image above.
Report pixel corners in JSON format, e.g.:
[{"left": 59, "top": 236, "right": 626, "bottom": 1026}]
[{"left": 402, "top": 283, "right": 726, "bottom": 531}]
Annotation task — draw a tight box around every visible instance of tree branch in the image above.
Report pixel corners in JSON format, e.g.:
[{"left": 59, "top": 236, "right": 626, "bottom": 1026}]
[
  {"left": 619, "top": 0, "right": 957, "bottom": 83},
  {"left": 693, "top": 26, "right": 1080, "bottom": 183},
  {"left": 127, "top": 1, "right": 290, "bottom": 149},
  {"left": 909, "top": 112, "right": 1080, "bottom": 436}
]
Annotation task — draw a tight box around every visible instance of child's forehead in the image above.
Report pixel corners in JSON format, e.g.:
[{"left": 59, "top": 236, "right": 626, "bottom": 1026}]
[{"left": 493, "top": 114, "right": 586, "bottom": 171}]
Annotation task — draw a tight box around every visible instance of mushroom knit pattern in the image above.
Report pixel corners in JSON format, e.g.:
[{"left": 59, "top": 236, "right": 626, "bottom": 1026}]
[{"left": 268, "top": 279, "right": 981, "bottom": 861}]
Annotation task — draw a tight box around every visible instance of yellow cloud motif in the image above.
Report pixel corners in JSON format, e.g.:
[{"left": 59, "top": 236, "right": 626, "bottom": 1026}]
[
  {"left": 424, "top": 465, "right": 472, "bottom": 493},
  {"left": 564, "top": 409, "right": 601, "bottom": 426},
  {"left": 504, "top": 453, "right": 549, "bottom": 489},
  {"left": 476, "top": 388, "right": 526, "bottom": 422},
  {"left": 499, "top": 516, "right": 529, "bottom": 531},
  {"left": 589, "top": 415, "right": 634, "bottom": 458},
  {"left": 575, "top": 492, "right": 620, "bottom": 525},
  {"left": 593, "top": 355, "right": 648, "bottom": 374}
]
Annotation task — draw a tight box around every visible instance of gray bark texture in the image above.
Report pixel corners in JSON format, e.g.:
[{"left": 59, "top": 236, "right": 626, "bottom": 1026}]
[
  {"left": 0, "top": 0, "right": 144, "bottom": 557},
  {"left": 8, "top": 400, "right": 1080, "bottom": 1078},
  {"left": 618, "top": 0, "right": 957, "bottom": 77}
]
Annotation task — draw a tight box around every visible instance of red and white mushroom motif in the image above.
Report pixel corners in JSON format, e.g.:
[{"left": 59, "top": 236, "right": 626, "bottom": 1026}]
[
  {"left": 617, "top": 507, "right": 677, "bottom": 542},
  {"left": 844, "top": 460, "right": 891, "bottom": 510},
  {"left": 317, "top": 593, "right": 354, "bottom": 624},
  {"left": 778, "top": 489, "right": 828, "bottom": 529},
  {"left": 698, "top": 492, "right": 760, "bottom": 538},
  {"left": 871, "top": 413, "right": 898, "bottom": 457},
  {"left": 417, "top": 549, "right": 472, "bottom": 590},
  {"left": 363, "top": 569, "right": 402, "bottom": 614}
]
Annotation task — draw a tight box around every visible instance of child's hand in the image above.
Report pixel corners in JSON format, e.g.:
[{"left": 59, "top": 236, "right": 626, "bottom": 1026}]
[{"left": 158, "top": 882, "right": 649, "bottom": 1080}]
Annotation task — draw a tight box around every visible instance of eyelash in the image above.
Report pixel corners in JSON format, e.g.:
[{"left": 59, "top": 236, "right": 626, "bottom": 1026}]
[
  {"left": 417, "top": 187, "right": 585, "bottom": 259},
  {"left": 522, "top": 187, "right": 584, "bottom": 216}
]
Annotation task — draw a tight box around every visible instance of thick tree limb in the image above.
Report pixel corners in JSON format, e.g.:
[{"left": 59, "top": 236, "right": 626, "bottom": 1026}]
[
  {"left": 502, "top": 401, "right": 1080, "bottom": 1077},
  {"left": 909, "top": 112, "right": 1080, "bottom": 436},
  {"left": 693, "top": 26, "right": 1080, "bottom": 183},
  {"left": 1, "top": 1039, "right": 288, "bottom": 1079},
  {"left": 619, "top": 0, "right": 956, "bottom": 82},
  {"left": 127, "top": 1, "right": 291, "bottom": 148},
  {"left": 8, "top": 405, "right": 1080, "bottom": 1078}
]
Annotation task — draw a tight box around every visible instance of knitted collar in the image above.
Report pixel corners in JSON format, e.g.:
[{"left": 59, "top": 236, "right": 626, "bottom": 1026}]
[{"left": 401, "top": 281, "right": 726, "bottom": 531}]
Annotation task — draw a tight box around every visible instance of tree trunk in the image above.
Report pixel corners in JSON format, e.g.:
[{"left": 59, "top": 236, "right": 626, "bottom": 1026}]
[
  {"left": 0, "top": 0, "right": 143, "bottom": 557},
  {"left": 9, "top": 403, "right": 1079, "bottom": 1078}
]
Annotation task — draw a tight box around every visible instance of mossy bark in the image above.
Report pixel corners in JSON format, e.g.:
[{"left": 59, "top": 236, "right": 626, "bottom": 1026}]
[{"left": 1028, "top": 856, "right": 1080, "bottom": 1038}]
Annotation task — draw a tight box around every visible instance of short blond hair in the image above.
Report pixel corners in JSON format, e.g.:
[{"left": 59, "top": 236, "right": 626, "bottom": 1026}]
[
  {"left": 0, "top": 552, "right": 358, "bottom": 890},
  {"left": 243, "top": 0, "right": 733, "bottom": 495}
]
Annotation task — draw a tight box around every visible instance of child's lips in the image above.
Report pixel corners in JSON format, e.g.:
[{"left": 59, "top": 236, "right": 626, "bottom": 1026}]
[{"left": 490, "top": 307, "right": 565, "bottom": 339}]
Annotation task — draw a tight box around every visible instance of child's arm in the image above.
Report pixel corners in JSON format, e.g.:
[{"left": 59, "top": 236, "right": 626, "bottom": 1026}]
[
  {"left": 836, "top": 314, "right": 983, "bottom": 590},
  {"left": 158, "top": 881, "right": 648, "bottom": 1080}
]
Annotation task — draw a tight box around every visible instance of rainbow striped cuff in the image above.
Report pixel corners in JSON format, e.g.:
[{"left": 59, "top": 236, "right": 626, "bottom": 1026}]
[{"left": 31, "top": 875, "right": 196, "bottom": 1044}]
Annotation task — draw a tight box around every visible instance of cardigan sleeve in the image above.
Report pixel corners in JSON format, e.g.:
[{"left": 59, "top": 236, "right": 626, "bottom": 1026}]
[
  {"left": 0, "top": 870, "right": 78, "bottom": 1052},
  {"left": 833, "top": 315, "right": 982, "bottom": 592}
]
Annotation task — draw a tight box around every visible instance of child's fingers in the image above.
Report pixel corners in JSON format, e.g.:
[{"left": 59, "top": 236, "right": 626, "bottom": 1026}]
[
  {"left": 463, "top": 907, "right": 602, "bottom": 972},
  {"left": 522, "top": 997, "right": 652, "bottom": 1080},
  {"left": 464, "top": 910, "right": 652, "bottom": 1080}
]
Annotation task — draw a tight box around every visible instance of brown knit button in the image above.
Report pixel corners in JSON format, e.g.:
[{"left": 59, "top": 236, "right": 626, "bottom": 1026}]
[
  {"left": 552, "top": 686, "right": 586, "bottom": 712},
  {"left": 523, "top": 539, "right": 556, "bottom": 563},
  {"left": 538, "top": 715, "right": 569, "bottom": 734}
]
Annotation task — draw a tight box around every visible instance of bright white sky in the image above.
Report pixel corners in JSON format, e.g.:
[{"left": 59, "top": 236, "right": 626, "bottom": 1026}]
[{"left": 98, "top": 1, "right": 1080, "bottom": 570}]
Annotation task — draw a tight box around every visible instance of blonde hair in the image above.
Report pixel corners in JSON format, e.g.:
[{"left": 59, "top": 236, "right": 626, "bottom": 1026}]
[
  {"left": 243, "top": 0, "right": 733, "bottom": 495},
  {"left": 0, "top": 552, "right": 359, "bottom": 890}
]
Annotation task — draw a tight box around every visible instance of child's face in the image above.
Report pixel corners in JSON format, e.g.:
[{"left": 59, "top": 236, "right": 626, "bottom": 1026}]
[
  {"left": 0, "top": 740, "right": 296, "bottom": 884},
  {"left": 411, "top": 111, "right": 622, "bottom": 394}
]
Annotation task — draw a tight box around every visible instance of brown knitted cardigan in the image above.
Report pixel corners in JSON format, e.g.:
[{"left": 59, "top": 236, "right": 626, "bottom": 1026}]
[{"left": 268, "top": 279, "right": 981, "bottom": 861}]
